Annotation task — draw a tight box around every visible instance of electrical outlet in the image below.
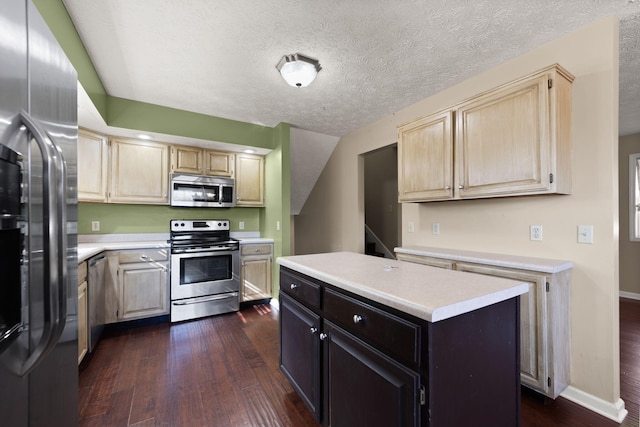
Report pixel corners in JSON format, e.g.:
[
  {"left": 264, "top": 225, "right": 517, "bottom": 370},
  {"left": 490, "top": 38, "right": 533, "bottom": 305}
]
[
  {"left": 432, "top": 223, "right": 440, "bottom": 235},
  {"left": 530, "top": 225, "right": 542, "bottom": 241},
  {"left": 408, "top": 222, "right": 415, "bottom": 233},
  {"left": 91, "top": 221, "right": 100, "bottom": 232},
  {"left": 578, "top": 225, "right": 594, "bottom": 244},
  {"left": 239, "top": 221, "right": 245, "bottom": 230}
]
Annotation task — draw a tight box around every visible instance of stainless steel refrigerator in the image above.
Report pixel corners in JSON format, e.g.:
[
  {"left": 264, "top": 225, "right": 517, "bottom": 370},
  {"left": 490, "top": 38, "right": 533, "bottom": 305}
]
[{"left": 0, "top": 0, "right": 79, "bottom": 425}]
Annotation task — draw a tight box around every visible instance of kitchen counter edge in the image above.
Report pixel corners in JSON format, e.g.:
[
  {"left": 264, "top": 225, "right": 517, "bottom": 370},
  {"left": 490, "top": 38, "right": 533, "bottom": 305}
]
[{"left": 277, "top": 252, "right": 529, "bottom": 323}]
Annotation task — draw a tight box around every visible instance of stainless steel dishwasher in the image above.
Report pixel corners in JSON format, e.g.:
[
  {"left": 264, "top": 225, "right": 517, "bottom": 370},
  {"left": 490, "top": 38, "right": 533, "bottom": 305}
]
[{"left": 88, "top": 254, "right": 106, "bottom": 352}]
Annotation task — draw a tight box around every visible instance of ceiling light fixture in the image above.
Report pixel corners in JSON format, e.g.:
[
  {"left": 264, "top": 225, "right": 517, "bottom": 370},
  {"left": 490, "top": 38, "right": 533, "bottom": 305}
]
[{"left": 276, "top": 53, "right": 321, "bottom": 88}]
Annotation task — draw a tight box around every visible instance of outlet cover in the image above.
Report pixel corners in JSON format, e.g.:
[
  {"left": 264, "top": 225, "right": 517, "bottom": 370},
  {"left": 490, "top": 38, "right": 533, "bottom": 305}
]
[
  {"left": 408, "top": 222, "right": 415, "bottom": 233},
  {"left": 432, "top": 223, "right": 440, "bottom": 235},
  {"left": 91, "top": 221, "right": 100, "bottom": 232},
  {"left": 530, "top": 225, "right": 542, "bottom": 241}
]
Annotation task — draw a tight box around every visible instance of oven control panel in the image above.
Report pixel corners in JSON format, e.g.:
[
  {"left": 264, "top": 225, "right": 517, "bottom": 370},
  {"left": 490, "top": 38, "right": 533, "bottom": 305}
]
[{"left": 170, "top": 219, "right": 230, "bottom": 232}]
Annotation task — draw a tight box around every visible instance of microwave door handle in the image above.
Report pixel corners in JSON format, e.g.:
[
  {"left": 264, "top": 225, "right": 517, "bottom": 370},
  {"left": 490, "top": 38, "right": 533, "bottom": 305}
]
[{"left": 0, "top": 110, "right": 67, "bottom": 376}]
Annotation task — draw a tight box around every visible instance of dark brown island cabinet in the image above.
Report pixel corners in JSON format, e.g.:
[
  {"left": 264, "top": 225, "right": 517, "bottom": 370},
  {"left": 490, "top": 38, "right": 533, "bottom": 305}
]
[{"left": 279, "top": 263, "right": 523, "bottom": 427}]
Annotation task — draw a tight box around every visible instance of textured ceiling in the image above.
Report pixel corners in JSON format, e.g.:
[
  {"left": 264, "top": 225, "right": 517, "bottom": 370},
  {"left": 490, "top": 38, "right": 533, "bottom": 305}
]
[{"left": 63, "top": 0, "right": 640, "bottom": 138}]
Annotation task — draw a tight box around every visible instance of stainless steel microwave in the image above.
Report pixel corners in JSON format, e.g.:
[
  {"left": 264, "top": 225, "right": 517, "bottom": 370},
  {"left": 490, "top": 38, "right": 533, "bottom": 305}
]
[{"left": 170, "top": 174, "right": 235, "bottom": 208}]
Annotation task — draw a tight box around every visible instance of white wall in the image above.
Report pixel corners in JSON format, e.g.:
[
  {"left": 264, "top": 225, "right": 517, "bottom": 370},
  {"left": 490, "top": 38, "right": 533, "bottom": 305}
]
[{"left": 295, "top": 16, "right": 622, "bottom": 418}]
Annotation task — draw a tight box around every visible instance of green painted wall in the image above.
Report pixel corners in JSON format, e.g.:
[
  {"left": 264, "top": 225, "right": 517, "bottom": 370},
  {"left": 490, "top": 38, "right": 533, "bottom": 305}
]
[
  {"left": 79, "top": 203, "right": 261, "bottom": 234},
  {"left": 107, "top": 97, "right": 274, "bottom": 149}
]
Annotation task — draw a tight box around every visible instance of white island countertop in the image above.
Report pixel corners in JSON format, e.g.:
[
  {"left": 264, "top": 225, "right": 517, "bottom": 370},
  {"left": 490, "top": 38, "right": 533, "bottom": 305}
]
[{"left": 277, "top": 252, "right": 529, "bottom": 323}]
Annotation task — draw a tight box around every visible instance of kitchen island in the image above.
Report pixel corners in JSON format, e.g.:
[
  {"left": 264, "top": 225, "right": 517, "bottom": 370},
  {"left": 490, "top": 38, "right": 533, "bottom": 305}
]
[{"left": 277, "top": 252, "right": 529, "bottom": 427}]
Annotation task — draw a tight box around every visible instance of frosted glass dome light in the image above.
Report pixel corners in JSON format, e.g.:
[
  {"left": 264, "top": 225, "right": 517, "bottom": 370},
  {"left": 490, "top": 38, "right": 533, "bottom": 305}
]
[{"left": 276, "top": 53, "right": 321, "bottom": 88}]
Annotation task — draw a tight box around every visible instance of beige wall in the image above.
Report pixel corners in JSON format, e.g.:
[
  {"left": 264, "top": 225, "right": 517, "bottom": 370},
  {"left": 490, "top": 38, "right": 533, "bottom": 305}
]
[
  {"left": 619, "top": 133, "right": 640, "bottom": 296},
  {"left": 295, "top": 16, "right": 621, "bottom": 411}
]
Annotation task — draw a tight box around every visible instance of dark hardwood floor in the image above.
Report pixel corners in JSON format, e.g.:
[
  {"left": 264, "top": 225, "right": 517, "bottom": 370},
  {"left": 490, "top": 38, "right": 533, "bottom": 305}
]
[{"left": 79, "top": 299, "right": 640, "bottom": 426}]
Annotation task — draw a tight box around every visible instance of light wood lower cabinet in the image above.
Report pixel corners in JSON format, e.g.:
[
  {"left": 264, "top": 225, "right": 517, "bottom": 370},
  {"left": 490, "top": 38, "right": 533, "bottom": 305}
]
[
  {"left": 77, "top": 261, "right": 88, "bottom": 364},
  {"left": 105, "top": 249, "right": 169, "bottom": 323},
  {"left": 396, "top": 250, "right": 571, "bottom": 398},
  {"left": 240, "top": 243, "right": 273, "bottom": 302}
]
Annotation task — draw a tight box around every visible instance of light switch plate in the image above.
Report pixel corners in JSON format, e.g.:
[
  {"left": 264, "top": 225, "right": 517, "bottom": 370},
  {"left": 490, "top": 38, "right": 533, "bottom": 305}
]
[
  {"left": 408, "top": 222, "right": 415, "bottom": 233},
  {"left": 432, "top": 223, "right": 440, "bottom": 235},
  {"left": 578, "top": 225, "right": 594, "bottom": 244}
]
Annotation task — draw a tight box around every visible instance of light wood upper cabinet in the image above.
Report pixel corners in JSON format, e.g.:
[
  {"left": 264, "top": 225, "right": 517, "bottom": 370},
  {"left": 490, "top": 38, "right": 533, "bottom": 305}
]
[
  {"left": 236, "top": 153, "right": 264, "bottom": 206},
  {"left": 398, "top": 110, "right": 453, "bottom": 201},
  {"left": 78, "top": 129, "right": 109, "bottom": 202},
  {"left": 398, "top": 64, "right": 574, "bottom": 202},
  {"left": 171, "top": 146, "right": 235, "bottom": 177},
  {"left": 171, "top": 145, "right": 203, "bottom": 174},
  {"left": 204, "top": 150, "right": 234, "bottom": 177},
  {"left": 109, "top": 138, "right": 170, "bottom": 204}
]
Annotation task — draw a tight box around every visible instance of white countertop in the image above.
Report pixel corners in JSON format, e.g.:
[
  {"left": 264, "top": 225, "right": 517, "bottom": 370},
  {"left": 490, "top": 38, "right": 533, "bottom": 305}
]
[
  {"left": 77, "top": 233, "right": 273, "bottom": 263},
  {"left": 277, "top": 252, "right": 528, "bottom": 323},
  {"left": 78, "top": 241, "right": 170, "bottom": 263},
  {"left": 395, "top": 246, "right": 573, "bottom": 273}
]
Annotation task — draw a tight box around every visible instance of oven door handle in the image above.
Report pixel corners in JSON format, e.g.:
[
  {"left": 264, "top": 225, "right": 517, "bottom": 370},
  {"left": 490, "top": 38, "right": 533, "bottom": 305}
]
[
  {"left": 172, "top": 293, "right": 238, "bottom": 305},
  {"left": 172, "top": 246, "right": 237, "bottom": 254}
]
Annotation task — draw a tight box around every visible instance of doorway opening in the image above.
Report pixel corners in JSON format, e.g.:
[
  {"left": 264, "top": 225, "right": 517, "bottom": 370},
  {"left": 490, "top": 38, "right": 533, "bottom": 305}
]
[{"left": 363, "top": 144, "right": 400, "bottom": 259}]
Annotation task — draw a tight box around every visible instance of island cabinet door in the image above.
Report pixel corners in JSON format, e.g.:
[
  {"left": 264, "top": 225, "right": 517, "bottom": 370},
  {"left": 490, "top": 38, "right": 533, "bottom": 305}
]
[
  {"left": 323, "top": 321, "right": 421, "bottom": 427},
  {"left": 279, "top": 292, "right": 321, "bottom": 421}
]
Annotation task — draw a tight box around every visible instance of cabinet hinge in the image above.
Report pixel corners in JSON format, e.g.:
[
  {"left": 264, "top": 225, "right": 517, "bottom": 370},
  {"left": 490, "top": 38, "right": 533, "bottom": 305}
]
[
  {"left": 548, "top": 79, "right": 552, "bottom": 89},
  {"left": 548, "top": 377, "right": 551, "bottom": 387},
  {"left": 546, "top": 282, "right": 550, "bottom": 292},
  {"left": 549, "top": 173, "right": 554, "bottom": 184},
  {"left": 419, "top": 386, "right": 426, "bottom": 405}
]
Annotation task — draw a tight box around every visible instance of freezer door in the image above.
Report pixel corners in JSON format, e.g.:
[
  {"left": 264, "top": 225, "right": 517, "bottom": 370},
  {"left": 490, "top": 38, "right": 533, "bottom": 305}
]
[{"left": 0, "top": 1, "right": 29, "bottom": 426}]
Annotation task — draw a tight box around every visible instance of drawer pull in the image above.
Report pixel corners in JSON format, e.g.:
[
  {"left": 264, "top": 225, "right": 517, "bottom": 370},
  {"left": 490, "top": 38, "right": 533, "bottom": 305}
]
[
  {"left": 290, "top": 283, "right": 298, "bottom": 290},
  {"left": 310, "top": 327, "right": 318, "bottom": 335},
  {"left": 353, "top": 314, "right": 364, "bottom": 324},
  {"left": 140, "top": 254, "right": 149, "bottom": 260},
  {"left": 319, "top": 333, "right": 328, "bottom": 341}
]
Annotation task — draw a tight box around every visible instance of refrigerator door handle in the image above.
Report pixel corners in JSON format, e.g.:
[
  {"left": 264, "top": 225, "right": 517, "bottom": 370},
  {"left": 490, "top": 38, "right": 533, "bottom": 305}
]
[{"left": 0, "top": 110, "right": 68, "bottom": 376}]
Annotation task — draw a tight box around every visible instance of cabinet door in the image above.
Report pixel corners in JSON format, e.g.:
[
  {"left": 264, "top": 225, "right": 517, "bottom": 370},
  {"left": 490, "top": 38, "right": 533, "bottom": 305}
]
[
  {"left": 279, "top": 292, "right": 321, "bottom": 421},
  {"left": 109, "top": 138, "right": 169, "bottom": 204},
  {"left": 398, "top": 110, "right": 453, "bottom": 201},
  {"left": 241, "top": 256, "right": 272, "bottom": 302},
  {"left": 324, "top": 321, "right": 420, "bottom": 427},
  {"left": 118, "top": 262, "right": 168, "bottom": 320},
  {"left": 78, "top": 129, "right": 108, "bottom": 202},
  {"left": 455, "top": 262, "right": 549, "bottom": 394},
  {"left": 204, "top": 150, "right": 234, "bottom": 177},
  {"left": 77, "top": 280, "right": 88, "bottom": 364},
  {"left": 455, "top": 74, "right": 551, "bottom": 198},
  {"left": 236, "top": 153, "right": 264, "bottom": 206},
  {"left": 171, "top": 145, "right": 203, "bottom": 174}
]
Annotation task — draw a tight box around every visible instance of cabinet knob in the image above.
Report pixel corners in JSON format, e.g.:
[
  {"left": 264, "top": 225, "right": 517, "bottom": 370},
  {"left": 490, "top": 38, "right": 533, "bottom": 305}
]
[
  {"left": 353, "top": 314, "right": 364, "bottom": 324},
  {"left": 458, "top": 185, "right": 465, "bottom": 190},
  {"left": 255, "top": 248, "right": 259, "bottom": 252},
  {"left": 319, "top": 333, "right": 328, "bottom": 341},
  {"left": 140, "top": 254, "right": 149, "bottom": 260},
  {"left": 445, "top": 186, "right": 451, "bottom": 191},
  {"left": 290, "top": 283, "right": 298, "bottom": 290},
  {"left": 310, "top": 327, "right": 318, "bottom": 335}
]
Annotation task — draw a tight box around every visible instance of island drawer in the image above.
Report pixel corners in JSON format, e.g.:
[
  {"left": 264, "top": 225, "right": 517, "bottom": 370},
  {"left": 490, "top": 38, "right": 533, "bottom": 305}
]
[
  {"left": 118, "top": 249, "right": 168, "bottom": 264},
  {"left": 280, "top": 268, "right": 322, "bottom": 310},
  {"left": 323, "top": 288, "right": 420, "bottom": 367}
]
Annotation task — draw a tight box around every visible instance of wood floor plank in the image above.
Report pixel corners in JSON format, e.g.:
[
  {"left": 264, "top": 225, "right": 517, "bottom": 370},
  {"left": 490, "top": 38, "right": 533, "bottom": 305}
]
[{"left": 79, "top": 299, "right": 640, "bottom": 426}]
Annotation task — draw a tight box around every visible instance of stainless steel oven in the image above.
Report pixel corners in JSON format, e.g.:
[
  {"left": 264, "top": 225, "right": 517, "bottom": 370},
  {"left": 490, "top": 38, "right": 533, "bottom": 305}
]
[{"left": 169, "top": 219, "right": 240, "bottom": 322}]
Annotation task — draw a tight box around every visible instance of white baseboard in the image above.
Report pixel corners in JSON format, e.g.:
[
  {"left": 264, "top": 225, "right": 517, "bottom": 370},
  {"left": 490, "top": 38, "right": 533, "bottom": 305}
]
[
  {"left": 620, "top": 291, "right": 640, "bottom": 300},
  {"left": 560, "top": 386, "right": 628, "bottom": 423}
]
